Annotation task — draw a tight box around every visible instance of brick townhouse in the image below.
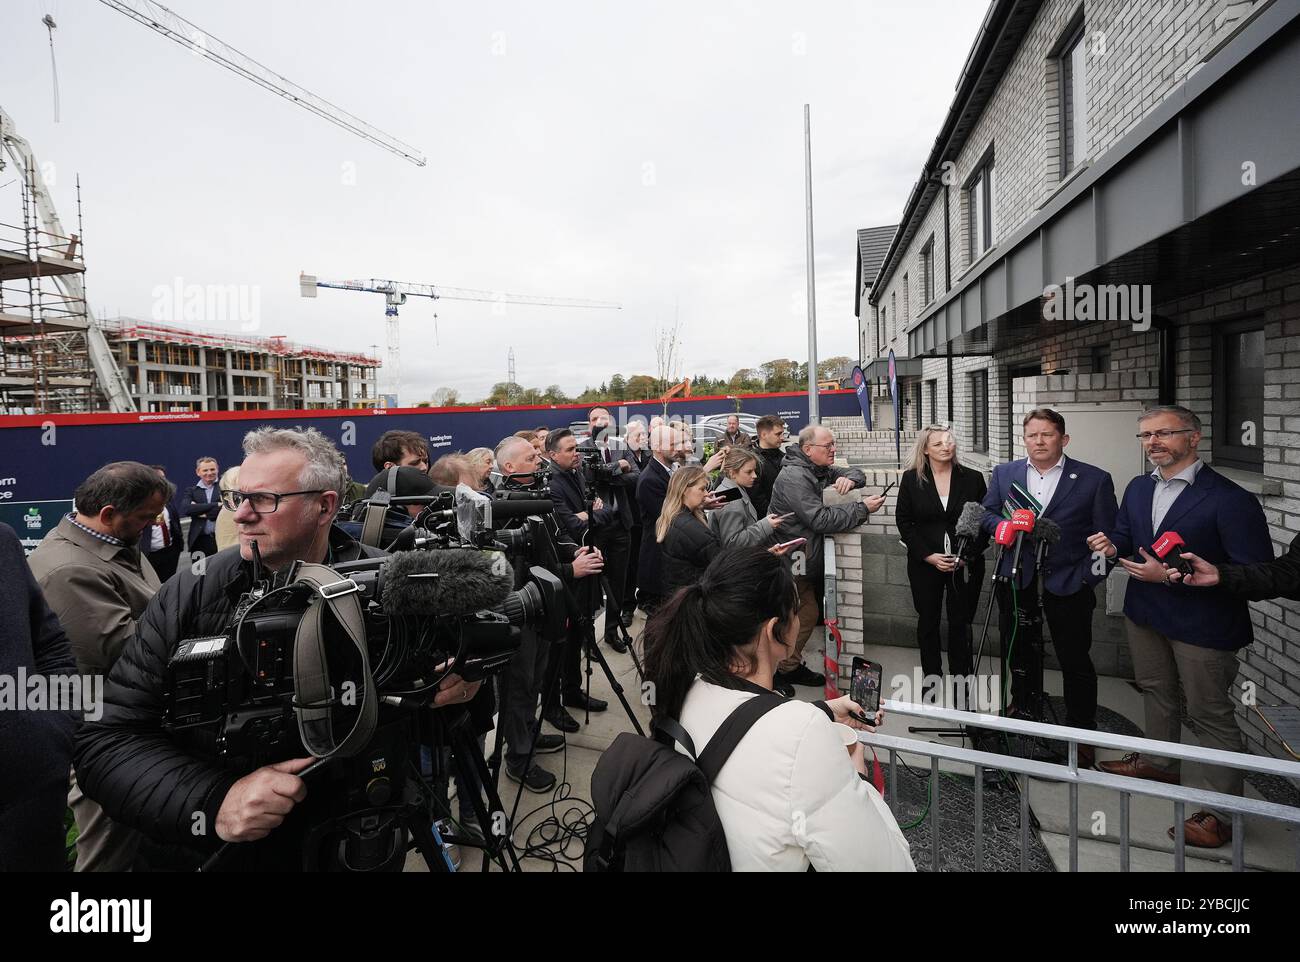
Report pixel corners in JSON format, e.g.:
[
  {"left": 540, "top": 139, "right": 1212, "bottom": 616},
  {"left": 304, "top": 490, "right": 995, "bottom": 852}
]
[{"left": 852, "top": 0, "right": 1300, "bottom": 759}]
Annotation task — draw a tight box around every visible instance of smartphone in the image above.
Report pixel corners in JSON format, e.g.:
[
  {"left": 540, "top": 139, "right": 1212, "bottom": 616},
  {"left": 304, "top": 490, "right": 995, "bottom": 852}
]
[
  {"left": 879, "top": 481, "right": 896, "bottom": 498},
  {"left": 850, "top": 657, "right": 883, "bottom": 715},
  {"left": 709, "top": 486, "right": 743, "bottom": 504},
  {"left": 775, "top": 537, "right": 807, "bottom": 552}
]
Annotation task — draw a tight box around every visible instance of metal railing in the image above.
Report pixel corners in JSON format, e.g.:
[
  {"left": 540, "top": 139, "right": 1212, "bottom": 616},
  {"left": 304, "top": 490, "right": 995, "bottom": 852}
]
[{"left": 861, "top": 699, "right": 1300, "bottom": 872}]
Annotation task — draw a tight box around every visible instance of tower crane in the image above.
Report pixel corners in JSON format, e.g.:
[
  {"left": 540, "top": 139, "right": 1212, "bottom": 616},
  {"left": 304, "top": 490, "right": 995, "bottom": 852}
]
[
  {"left": 300, "top": 273, "right": 621, "bottom": 404},
  {"left": 95, "top": 0, "right": 425, "bottom": 165}
]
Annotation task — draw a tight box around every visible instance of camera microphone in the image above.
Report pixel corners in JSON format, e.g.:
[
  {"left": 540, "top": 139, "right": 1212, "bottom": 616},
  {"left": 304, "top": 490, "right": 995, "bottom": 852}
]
[
  {"left": 1009, "top": 508, "right": 1037, "bottom": 580},
  {"left": 382, "top": 549, "right": 515, "bottom": 617},
  {"left": 953, "top": 502, "right": 985, "bottom": 562},
  {"left": 1033, "top": 516, "right": 1061, "bottom": 571}
]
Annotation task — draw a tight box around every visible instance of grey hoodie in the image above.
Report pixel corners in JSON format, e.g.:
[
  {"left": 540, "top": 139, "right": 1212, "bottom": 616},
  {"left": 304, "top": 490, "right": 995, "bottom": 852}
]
[{"left": 708, "top": 476, "right": 777, "bottom": 548}]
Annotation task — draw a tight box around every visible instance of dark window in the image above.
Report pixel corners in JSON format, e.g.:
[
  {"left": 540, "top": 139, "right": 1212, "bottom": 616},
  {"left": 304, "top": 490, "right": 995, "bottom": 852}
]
[
  {"left": 969, "top": 370, "right": 989, "bottom": 453},
  {"left": 1214, "top": 320, "right": 1265, "bottom": 471},
  {"left": 967, "top": 153, "right": 996, "bottom": 261},
  {"left": 912, "top": 381, "right": 923, "bottom": 430},
  {"left": 1060, "top": 21, "right": 1088, "bottom": 176},
  {"left": 920, "top": 236, "right": 935, "bottom": 305},
  {"left": 903, "top": 273, "right": 910, "bottom": 327},
  {"left": 1091, "top": 344, "right": 1111, "bottom": 373},
  {"left": 880, "top": 307, "right": 887, "bottom": 354},
  {"left": 927, "top": 378, "right": 938, "bottom": 425}
]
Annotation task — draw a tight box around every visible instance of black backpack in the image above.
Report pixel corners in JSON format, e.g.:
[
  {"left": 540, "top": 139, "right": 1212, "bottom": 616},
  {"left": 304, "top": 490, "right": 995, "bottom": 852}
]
[{"left": 584, "top": 694, "right": 783, "bottom": 872}]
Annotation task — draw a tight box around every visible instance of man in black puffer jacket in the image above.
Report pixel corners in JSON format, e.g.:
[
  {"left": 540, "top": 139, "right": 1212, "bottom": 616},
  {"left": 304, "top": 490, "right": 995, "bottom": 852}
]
[{"left": 74, "top": 427, "right": 481, "bottom": 871}]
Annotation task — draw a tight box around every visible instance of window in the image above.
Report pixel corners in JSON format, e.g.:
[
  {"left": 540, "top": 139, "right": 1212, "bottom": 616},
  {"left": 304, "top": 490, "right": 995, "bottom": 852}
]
[
  {"left": 966, "top": 153, "right": 996, "bottom": 261},
  {"left": 903, "top": 273, "right": 910, "bottom": 329},
  {"left": 920, "top": 236, "right": 935, "bottom": 305},
  {"left": 1060, "top": 21, "right": 1088, "bottom": 175},
  {"left": 969, "top": 370, "right": 989, "bottom": 453},
  {"left": 1214, "top": 320, "right": 1265, "bottom": 470},
  {"left": 880, "top": 307, "right": 887, "bottom": 354},
  {"left": 927, "top": 379, "right": 938, "bottom": 425},
  {"left": 891, "top": 292, "right": 897, "bottom": 342},
  {"left": 1091, "top": 344, "right": 1111, "bottom": 373}
]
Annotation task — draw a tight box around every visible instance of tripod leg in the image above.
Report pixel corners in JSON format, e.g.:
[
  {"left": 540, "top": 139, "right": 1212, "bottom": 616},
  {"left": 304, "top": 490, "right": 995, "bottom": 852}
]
[
  {"left": 504, "top": 628, "right": 568, "bottom": 835},
  {"left": 448, "top": 723, "right": 522, "bottom": 872},
  {"left": 580, "top": 629, "right": 646, "bottom": 737}
]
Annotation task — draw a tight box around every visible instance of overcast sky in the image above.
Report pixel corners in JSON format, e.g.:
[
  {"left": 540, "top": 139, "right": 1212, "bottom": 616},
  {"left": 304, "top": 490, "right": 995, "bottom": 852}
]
[{"left": 2, "top": 0, "right": 988, "bottom": 403}]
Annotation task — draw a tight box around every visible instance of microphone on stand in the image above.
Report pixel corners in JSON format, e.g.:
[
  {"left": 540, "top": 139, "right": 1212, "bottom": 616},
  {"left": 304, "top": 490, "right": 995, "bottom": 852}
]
[{"left": 1008, "top": 508, "right": 1037, "bottom": 580}]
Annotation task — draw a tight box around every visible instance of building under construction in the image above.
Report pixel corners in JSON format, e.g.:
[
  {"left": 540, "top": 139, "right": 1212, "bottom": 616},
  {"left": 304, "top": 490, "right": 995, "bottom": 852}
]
[
  {"left": 102, "top": 318, "right": 380, "bottom": 412},
  {"left": 2, "top": 105, "right": 379, "bottom": 416}
]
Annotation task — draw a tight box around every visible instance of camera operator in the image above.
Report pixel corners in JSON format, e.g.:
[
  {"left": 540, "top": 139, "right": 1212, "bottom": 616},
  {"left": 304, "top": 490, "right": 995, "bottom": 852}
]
[
  {"left": 73, "top": 427, "right": 481, "bottom": 870},
  {"left": 575, "top": 407, "right": 640, "bottom": 650},
  {"left": 490, "top": 436, "right": 605, "bottom": 786}
]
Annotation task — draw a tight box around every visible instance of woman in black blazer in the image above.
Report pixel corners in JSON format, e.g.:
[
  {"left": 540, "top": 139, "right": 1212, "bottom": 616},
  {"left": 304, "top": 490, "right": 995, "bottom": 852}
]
[{"left": 895, "top": 426, "right": 988, "bottom": 703}]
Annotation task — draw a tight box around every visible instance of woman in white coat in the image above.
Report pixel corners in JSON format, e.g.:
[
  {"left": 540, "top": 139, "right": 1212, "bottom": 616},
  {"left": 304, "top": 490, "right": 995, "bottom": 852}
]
[
  {"left": 709, "top": 447, "right": 788, "bottom": 548},
  {"left": 641, "top": 547, "right": 915, "bottom": 872}
]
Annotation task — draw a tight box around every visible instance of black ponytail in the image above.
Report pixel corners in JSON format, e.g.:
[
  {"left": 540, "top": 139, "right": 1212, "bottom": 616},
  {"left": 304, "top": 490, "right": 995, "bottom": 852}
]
[{"left": 642, "top": 547, "right": 798, "bottom": 721}]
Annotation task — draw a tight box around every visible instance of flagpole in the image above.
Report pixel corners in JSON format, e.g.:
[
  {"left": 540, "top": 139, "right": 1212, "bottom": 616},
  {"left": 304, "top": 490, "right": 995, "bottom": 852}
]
[{"left": 804, "top": 104, "right": 819, "bottom": 425}]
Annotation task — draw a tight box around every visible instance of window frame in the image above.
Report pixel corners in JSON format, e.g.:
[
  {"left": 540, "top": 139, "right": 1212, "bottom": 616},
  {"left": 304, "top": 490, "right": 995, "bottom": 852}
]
[
  {"left": 965, "top": 149, "right": 997, "bottom": 261},
  {"left": 1213, "top": 317, "right": 1266, "bottom": 472},
  {"left": 1059, "top": 19, "right": 1089, "bottom": 177},
  {"left": 969, "top": 370, "right": 989, "bottom": 454}
]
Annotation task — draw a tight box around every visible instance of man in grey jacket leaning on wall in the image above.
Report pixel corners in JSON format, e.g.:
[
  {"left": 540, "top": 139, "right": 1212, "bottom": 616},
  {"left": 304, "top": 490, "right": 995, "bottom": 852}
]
[{"left": 768, "top": 425, "right": 884, "bottom": 696}]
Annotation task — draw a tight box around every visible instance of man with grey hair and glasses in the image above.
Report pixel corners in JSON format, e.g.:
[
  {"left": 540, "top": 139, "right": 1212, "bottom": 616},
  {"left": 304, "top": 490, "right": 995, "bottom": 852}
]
[
  {"left": 30, "top": 460, "right": 173, "bottom": 870},
  {"left": 1087, "top": 405, "right": 1271, "bottom": 848},
  {"left": 75, "top": 427, "right": 481, "bottom": 870}
]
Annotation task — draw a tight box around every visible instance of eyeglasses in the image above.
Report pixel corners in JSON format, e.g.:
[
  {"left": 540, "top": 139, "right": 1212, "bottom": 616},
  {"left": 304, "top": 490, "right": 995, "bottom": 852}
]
[
  {"left": 220, "top": 488, "right": 327, "bottom": 513},
  {"left": 807, "top": 441, "right": 837, "bottom": 449},
  {"left": 1135, "top": 429, "right": 1194, "bottom": 442}
]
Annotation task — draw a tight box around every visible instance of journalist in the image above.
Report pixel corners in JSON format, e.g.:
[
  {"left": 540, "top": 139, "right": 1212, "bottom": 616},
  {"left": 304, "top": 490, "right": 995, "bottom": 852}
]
[
  {"left": 748, "top": 415, "right": 787, "bottom": 517},
  {"left": 29, "top": 460, "right": 173, "bottom": 871},
  {"left": 578, "top": 407, "right": 640, "bottom": 647},
  {"left": 1168, "top": 530, "right": 1300, "bottom": 600},
  {"left": 768, "top": 425, "right": 885, "bottom": 691},
  {"left": 635, "top": 421, "right": 679, "bottom": 612},
  {"left": 371, "top": 429, "right": 430, "bottom": 474},
  {"left": 708, "top": 447, "right": 785, "bottom": 548},
  {"left": 642, "top": 548, "right": 914, "bottom": 872},
  {"left": 74, "top": 427, "right": 481, "bottom": 870}
]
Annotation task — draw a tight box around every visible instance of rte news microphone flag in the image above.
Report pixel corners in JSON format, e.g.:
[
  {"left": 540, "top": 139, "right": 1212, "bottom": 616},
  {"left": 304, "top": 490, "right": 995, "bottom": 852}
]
[
  {"left": 851, "top": 365, "right": 872, "bottom": 431},
  {"left": 888, "top": 349, "right": 901, "bottom": 467}
]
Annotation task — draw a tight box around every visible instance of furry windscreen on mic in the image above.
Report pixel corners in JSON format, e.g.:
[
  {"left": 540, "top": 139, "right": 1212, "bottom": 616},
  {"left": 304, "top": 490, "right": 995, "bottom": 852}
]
[
  {"left": 1034, "top": 516, "right": 1062, "bottom": 545},
  {"left": 382, "top": 549, "right": 514, "bottom": 617},
  {"left": 955, "top": 502, "right": 986, "bottom": 539}
]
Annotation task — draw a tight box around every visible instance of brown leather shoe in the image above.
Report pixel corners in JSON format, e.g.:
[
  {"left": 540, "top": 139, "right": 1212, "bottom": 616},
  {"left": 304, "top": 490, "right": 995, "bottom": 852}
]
[
  {"left": 1170, "top": 811, "right": 1232, "bottom": 848},
  {"left": 1096, "top": 752, "right": 1179, "bottom": 784}
]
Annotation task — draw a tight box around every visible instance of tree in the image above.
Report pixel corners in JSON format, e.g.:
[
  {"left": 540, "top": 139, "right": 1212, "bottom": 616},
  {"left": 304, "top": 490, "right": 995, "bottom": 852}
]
[
  {"left": 727, "top": 368, "right": 762, "bottom": 394},
  {"left": 432, "top": 386, "right": 460, "bottom": 406},
  {"left": 485, "top": 381, "right": 514, "bottom": 405},
  {"left": 608, "top": 374, "right": 627, "bottom": 400},
  {"left": 818, "top": 356, "right": 854, "bottom": 382},
  {"left": 759, "top": 358, "right": 798, "bottom": 392},
  {"left": 626, "top": 374, "right": 658, "bottom": 400},
  {"left": 541, "top": 384, "right": 569, "bottom": 404},
  {"left": 655, "top": 321, "right": 684, "bottom": 413}
]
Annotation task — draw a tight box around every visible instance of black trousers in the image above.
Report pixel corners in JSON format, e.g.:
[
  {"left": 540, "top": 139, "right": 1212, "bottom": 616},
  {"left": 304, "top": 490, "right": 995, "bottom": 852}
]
[
  {"left": 623, "top": 524, "right": 642, "bottom": 615},
  {"left": 191, "top": 533, "right": 218, "bottom": 557},
  {"left": 996, "top": 580, "right": 1098, "bottom": 729},
  {"left": 144, "top": 544, "right": 181, "bottom": 582},
  {"left": 594, "top": 525, "right": 630, "bottom": 640},
  {"left": 495, "top": 627, "right": 549, "bottom": 769},
  {"left": 906, "top": 557, "right": 985, "bottom": 683}
]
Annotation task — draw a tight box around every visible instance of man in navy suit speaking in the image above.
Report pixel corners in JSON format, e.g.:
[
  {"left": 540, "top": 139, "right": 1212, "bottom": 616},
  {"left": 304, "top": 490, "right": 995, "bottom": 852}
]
[
  {"left": 1087, "top": 405, "right": 1271, "bottom": 848},
  {"left": 982, "top": 408, "right": 1117, "bottom": 758}
]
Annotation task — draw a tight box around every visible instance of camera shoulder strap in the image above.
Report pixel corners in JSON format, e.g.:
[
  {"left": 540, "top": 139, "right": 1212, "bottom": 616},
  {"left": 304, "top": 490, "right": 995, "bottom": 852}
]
[
  {"left": 360, "top": 467, "right": 401, "bottom": 548},
  {"left": 290, "top": 563, "right": 378, "bottom": 760}
]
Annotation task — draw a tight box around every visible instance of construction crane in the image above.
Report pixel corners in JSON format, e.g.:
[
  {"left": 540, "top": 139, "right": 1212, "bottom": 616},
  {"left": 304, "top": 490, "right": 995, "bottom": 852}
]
[
  {"left": 95, "top": 0, "right": 425, "bottom": 165},
  {"left": 0, "top": 105, "right": 136, "bottom": 412},
  {"left": 300, "top": 273, "right": 621, "bottom": 404}
]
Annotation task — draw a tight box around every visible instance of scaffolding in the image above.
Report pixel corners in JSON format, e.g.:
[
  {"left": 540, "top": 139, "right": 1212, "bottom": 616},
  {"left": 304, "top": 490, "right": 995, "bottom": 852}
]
[{"left": 0, "top": 166, "right": 99, "bottom": 414}]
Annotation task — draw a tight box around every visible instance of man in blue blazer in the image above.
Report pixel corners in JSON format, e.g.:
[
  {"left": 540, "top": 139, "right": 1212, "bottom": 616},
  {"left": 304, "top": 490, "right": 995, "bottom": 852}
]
[
  {"left": 1087, "top": 405, "right": 1271, "bottom": 848},
  {"left": 982, "top": 409, "right": 1117, "bottom": 751}
]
